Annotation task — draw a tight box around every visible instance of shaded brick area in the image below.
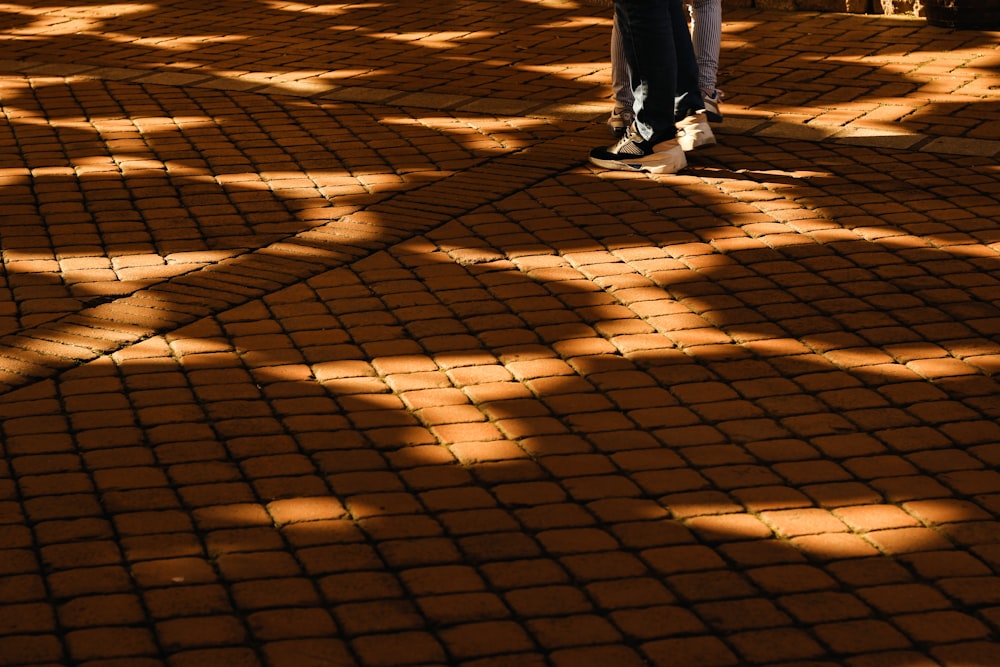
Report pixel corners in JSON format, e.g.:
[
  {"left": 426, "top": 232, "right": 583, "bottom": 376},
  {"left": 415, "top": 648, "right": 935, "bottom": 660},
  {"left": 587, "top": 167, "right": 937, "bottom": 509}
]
[{"left": 1, "top": 1, "right": 999, "bottom": 666}]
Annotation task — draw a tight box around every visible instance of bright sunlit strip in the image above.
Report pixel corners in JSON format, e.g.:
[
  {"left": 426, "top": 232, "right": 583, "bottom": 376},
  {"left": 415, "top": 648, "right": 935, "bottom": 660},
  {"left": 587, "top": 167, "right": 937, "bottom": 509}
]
[
  {"left": 263, "top": 1, "right": 383, "bottom": 13},
  {"left": 0, "top": 3, "right": 154, "bottom": 35}
]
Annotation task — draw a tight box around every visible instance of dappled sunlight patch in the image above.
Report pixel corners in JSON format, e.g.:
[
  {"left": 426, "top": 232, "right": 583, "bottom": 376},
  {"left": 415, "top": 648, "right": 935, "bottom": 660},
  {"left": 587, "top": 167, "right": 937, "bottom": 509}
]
[
  {"left": 0, "top": 83, "right": 510, "bottom": 341},
  {"left": 266, "top": 496, "right": 348, "bottom": 525},
  {"left": 2, "top": 208, "right": 999, "bottom": 663},
  {"left": 0, "top": 2, "right": 155, "bottom": 35},
  {"left": 368, "top": 31, "right": 492, "bottom": 49},
  {"left": 95, "top": 32, "right": 247, "bottom": 50},
  {"left": 535, "top": 17, "right": 610, "bottom": 29},
  {"left": 0, "top": 2, "right": 154, "bottom": 18},
  {"left": 529, "top": 0, "right": 592, "bottom": 9},
  {"left": 0, "top": 3, "right": 998, "bottom": 663},
  {"left": 318, "top": 68, "right": 376, "bottom": 80},
  {"left": 262, "top": 1, "right": 384, "bottom": 13}
]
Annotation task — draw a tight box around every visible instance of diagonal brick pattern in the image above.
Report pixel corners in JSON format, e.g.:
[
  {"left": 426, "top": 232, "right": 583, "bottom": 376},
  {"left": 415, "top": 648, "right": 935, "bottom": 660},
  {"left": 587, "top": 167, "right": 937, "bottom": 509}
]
[{"left": 1, "top": 0, "right": 999, "bottom": 666}]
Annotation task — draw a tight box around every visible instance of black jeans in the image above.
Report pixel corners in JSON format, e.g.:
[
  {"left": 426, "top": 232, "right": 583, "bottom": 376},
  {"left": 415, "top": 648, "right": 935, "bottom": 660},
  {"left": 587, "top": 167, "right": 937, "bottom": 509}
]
[{"left": 615, "top": 0, "right": 702, "bottom": 141}]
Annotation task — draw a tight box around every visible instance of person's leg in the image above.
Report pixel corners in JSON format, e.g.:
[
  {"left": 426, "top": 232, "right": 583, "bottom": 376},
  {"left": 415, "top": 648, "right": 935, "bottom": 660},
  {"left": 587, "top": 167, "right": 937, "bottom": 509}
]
[
  {"left": 589, "top": 0, "right": 687, "bottom": 173},
  {"left": 609, "top": 12, "right": 635, "bottom": 136},
  {"left": 690, "top": 0, "right": 721, "bottom": 94},
  {"left": 671, "top": 0, "right": 703, "bottom": 121},
  {"left": 690, "top": 0, "right": 723, "bottom": 121},
  {"left": 615, "top": 0, "right": 678, "bottom": 142},
  {"left": 671, "top": 0, "right": 715, "bottom": 150}
]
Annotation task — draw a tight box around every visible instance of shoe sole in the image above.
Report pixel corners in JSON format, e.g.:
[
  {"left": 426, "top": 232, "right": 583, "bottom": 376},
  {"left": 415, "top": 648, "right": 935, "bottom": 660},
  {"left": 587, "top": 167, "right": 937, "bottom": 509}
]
[{"left": 589, "top": 152, "right": 687, "bottom": 174}]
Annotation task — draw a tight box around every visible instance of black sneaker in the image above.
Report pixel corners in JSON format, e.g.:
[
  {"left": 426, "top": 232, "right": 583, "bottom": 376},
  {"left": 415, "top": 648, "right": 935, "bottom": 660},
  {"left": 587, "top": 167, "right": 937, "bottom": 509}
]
[{"left": 589, "top": 125, "right": 687, "bottom": 174}]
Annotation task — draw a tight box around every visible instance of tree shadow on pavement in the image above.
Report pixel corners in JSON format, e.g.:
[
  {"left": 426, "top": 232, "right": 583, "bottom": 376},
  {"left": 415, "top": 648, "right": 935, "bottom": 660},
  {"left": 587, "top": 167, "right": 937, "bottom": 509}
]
[
  {"left": 3, "top": 0, "right": 999, "bottom": 143},
  {"left": 2, "top": 131, "right": 1000, "bottom": 665},
  {"left": 0, "top": 75, "right": 566, "bottom": 339},
  {"left": 717, "top": 11, "right": 1000, "bottom": 144},
  {"left": 0, "top": 0, "right": 613, "bottom": 106},
  {"left": 2, "top": 1, "right": 1000, "bottom": 665}
]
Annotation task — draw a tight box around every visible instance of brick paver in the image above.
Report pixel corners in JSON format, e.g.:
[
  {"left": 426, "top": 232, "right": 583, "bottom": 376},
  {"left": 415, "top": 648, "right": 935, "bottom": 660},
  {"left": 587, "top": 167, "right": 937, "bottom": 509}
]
[{"left": 2, "top": 0, "right": 1000, "bottom": 665}]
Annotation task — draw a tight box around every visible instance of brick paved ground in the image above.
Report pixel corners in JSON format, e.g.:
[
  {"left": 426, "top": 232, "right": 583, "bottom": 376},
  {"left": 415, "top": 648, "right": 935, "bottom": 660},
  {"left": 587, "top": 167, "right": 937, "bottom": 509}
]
[{"left": 1, "top": 1, "right": 999, "bottom": 665}]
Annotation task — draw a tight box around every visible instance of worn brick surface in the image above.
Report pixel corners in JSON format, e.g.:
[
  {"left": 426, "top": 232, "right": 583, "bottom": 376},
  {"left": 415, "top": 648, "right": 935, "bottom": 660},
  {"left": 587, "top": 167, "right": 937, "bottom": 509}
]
[{"left": 1, "top": 1, "right": 999, "bottom": 665}]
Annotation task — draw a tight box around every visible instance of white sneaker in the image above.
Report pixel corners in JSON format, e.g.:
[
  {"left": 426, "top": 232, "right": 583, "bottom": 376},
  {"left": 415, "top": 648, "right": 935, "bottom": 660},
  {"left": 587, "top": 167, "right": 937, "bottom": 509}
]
[
  {"left": 589, "top": 125, "right": 687, "bottom": 174},
  {"left": 677, "top": 111, "right": 716, "bottom": 152}
]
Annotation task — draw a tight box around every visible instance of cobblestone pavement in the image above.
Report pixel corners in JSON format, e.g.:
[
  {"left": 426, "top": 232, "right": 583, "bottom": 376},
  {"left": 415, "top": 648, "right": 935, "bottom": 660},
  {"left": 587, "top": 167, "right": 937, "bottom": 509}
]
[{"left": 1, "top": 1, "right": 999, "bottom": 665}]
